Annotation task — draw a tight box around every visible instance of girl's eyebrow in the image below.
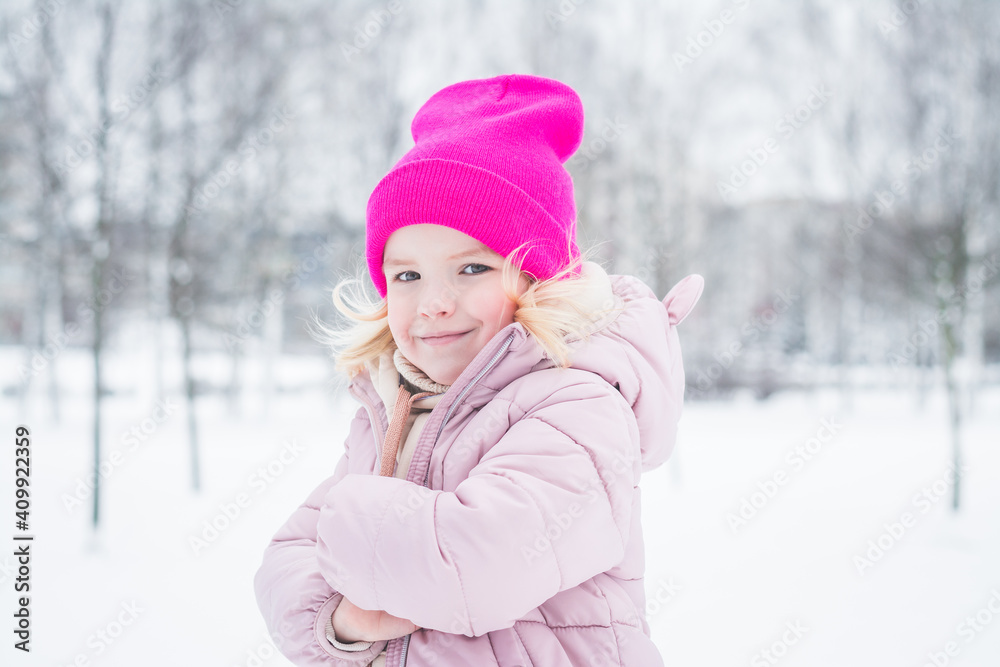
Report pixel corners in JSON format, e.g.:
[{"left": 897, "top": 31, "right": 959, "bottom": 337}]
[{"left": 384, "top": 247, "right": 491, "bottom": 268}]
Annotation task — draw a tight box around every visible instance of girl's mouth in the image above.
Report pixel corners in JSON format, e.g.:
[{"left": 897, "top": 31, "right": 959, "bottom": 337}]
[{"left": 420, "top": 330, "right": 471, "bottom": 346}]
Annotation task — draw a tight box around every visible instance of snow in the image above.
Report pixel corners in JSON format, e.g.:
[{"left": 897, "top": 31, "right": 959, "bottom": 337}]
[
  {"left": 648, "top": 389, "right": 1000, "bottom": 666},
  {"left": 2, "top": 346, "right": 999, "bottom": 666}
]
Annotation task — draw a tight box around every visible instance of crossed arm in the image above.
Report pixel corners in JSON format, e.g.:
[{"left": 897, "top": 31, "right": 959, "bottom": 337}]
[{"left": 255, "top": 376, "right": 639, "bottom": 662}]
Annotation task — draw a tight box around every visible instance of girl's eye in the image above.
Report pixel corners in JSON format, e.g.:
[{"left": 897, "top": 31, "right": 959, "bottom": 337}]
[
  {"left": 462, "top": 263, "right": 491, "bottom": 275},
  {"left": 392, "top": 264, "right": 490, "bottom": 282}
]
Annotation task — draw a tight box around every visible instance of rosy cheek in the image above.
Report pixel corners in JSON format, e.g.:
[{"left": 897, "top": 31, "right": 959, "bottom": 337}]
[
  {"left": 394, "top": 325, "right": 411, "bottom": 346},
  {"left": 386, "top": 312, "right": 405, "bottom": 344}
]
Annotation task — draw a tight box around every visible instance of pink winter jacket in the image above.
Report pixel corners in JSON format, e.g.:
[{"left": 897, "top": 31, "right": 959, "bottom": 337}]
[{"left": 254, "top": 264, "right": 704, "bottom": 666}]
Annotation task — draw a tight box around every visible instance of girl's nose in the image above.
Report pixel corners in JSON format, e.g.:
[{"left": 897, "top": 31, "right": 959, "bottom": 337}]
[{"left": 417, "top": 280, "right": 457, "bottom": 318}]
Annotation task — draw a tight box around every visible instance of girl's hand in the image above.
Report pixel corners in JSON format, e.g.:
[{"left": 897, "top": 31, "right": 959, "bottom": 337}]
[{"left": 332, "top": 596, "right": 420, "bottom": 643}]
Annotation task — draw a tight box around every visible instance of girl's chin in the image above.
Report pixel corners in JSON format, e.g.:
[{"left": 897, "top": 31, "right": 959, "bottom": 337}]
[{"left": 418, "top": 363, "right": 457, "bottom": 387}]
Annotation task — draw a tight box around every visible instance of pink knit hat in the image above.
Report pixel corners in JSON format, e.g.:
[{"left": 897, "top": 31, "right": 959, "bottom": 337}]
[{"left": 366, "top": 73, "right": 585, "bottom": 298}]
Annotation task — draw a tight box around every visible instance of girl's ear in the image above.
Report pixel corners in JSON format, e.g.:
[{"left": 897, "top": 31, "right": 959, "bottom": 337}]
[{"left": 662, "top": 274, "right": 704, "bottom": 326}]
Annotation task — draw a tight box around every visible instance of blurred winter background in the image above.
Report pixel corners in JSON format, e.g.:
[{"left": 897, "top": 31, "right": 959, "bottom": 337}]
[{"left": 1, "top": 0, "right": 999, "bottom": 665}]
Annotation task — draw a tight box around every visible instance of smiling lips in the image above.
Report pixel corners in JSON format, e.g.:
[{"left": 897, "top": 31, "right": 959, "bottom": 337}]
[{"left": 419, "top": 330, "right": 471, "bottom": 346}]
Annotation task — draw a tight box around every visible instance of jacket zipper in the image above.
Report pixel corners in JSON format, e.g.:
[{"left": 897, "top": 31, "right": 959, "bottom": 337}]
[
  {"left": 398, "top": 331, "right": 517, "bottom": 666},
  {"left": 342, "top": 334, "right": 516, "bottom": 666},
  {"left": 398, "top": 633, "right": 410, "bottom": 666},
  {"left": 422, "top": 332, "right": 516, "bottom": 487}
]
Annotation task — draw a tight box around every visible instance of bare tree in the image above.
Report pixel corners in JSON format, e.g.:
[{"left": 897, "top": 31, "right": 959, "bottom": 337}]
[
  {"left": 3, "top": 0, "right": 73, "bottom": 421},
  {"left": 162, "top": 0, "right": 296, "bottom": 490},
  {"left": 871, "top": 1, "right": 1000, "bottom": 510}
]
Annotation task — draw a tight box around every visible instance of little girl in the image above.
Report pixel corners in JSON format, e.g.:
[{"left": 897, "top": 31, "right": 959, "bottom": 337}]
[{"left": 254, "top": 73, "right": 703, "bottom": 666}]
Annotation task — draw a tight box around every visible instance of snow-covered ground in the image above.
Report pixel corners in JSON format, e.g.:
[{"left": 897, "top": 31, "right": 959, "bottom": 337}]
[{"left": 1, "top": 345, "right": 998, "bottom": 666}]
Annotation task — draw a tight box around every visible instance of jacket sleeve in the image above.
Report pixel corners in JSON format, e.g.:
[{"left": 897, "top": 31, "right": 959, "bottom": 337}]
[
  {"left": 253, "top": 406, "right": 389, "bottom": 666},
  {"left": 316, "top": 373, "right": 641, "bottom": 637}
]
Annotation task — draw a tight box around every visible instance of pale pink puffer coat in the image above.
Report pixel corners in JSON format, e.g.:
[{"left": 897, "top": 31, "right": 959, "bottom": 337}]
[{"left": 254, "top": 266, "right": 703, "bottom": 666}]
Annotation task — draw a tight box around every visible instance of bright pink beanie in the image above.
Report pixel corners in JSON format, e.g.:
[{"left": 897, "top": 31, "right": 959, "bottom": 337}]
[{"left": 366, "top": 73, "right": 585, "bottom": 298}]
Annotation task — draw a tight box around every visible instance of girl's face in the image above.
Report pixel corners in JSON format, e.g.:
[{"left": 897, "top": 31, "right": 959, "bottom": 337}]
[{"left": 383, "top": 224, "right": 528, "bottom": 386}]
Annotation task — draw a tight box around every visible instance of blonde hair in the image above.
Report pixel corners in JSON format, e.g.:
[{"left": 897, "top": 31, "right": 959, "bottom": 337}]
[{"left": 316, "top": 240, "right": 622, "bottom": 380}]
